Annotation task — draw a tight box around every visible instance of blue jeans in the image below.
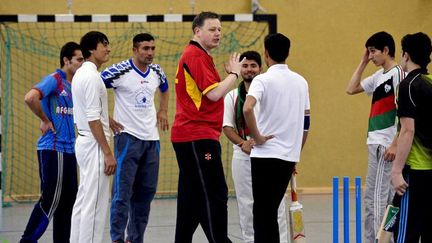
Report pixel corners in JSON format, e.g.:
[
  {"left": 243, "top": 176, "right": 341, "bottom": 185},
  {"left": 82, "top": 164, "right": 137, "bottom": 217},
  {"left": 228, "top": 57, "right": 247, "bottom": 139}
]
[{"left": 110, "top": 133, "right": 160, "bottom": 243}]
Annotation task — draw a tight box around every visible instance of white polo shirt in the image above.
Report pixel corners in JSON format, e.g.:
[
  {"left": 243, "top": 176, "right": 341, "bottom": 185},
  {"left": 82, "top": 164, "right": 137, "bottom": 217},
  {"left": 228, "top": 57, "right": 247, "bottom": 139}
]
[
  {"left": 72, "top": 61, "right": 110, "bottom": 139},
  {"left": 247, "top": 64, "right": 310, "bottom": 162}
]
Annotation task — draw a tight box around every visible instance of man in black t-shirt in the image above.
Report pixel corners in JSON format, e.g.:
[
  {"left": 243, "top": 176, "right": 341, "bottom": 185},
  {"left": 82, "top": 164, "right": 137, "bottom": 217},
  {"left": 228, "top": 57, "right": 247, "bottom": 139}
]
[{"left": 391, "top": 32, "right": 432, "bottom": 243}]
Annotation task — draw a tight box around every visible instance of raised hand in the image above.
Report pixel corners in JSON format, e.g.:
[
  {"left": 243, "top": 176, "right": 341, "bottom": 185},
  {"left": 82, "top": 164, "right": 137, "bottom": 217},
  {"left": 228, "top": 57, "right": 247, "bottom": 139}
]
[{"left": 226, "top": 52, "right": 245, "bottom": 76}]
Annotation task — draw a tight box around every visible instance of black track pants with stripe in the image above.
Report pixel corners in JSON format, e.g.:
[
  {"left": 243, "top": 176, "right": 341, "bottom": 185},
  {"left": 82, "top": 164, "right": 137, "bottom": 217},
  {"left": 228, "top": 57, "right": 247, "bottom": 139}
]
[
  {"left": 393, "top": 168, "right": 432, "bottom": 243},
  {"left": 20, "top": 150, "right": 78, "bottom": 243},
  {"left": 173, "top": 140, "right": 232, "bottom": 243}
]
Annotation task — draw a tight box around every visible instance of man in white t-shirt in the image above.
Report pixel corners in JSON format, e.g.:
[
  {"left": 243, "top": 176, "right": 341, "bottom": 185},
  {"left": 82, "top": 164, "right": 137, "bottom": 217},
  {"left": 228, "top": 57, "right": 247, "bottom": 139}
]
[
  {"left": 223, "top": 50, "right": 288, "bottom": 243},
  {"left": 346, "top": 31, "right": 405, "bottom": 242},
  {"left": 243, "top": 33, "right": 310, "bottom": 242},
  {"left": 100, "top": 33, "right": 169, "bottom": 243},
  {"left": 71, "top": 31, "right": 116, "bottom": 243}
]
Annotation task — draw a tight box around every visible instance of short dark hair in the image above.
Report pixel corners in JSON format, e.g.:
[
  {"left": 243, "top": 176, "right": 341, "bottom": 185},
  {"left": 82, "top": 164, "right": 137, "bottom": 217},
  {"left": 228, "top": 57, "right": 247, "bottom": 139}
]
[
  {"left": 133, "top": 33, "right": 155, "bottom": 48},
  {"left": 192, "top": 11, "right": 220, "bottom": 33},
  {"left": 264, "top": 33, "right": 290, "bottom": 63},
  {"left": 365, "top": 31, "right": 395, "bottom": 58},
  {"left": 240, "top": 51, "right": 262, "bottom": 67},
  {"left": 80, "top": 31, "right": 109, "bottom": 59},
  {"left": 401, "top": 32, "right": 432, "bottom": 69},
  {"left": 60, "top": 42, "right": 81, "bottom": 68}
]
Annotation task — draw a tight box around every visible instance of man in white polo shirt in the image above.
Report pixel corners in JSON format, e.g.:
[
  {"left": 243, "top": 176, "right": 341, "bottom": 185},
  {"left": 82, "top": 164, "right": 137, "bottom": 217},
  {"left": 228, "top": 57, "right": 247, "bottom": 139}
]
[
  {"left": 71, "top": 31, "right": 116, "bottom": 243},
  {"left": 223, "top": 50, "right": 288, "bottom": 243},
  {"left": 243, "top": 33, "right": 310, "bottom": 243}
]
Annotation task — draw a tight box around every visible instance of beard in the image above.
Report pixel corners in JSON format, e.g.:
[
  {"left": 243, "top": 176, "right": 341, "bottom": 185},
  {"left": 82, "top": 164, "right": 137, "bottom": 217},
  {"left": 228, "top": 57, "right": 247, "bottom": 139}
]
[{"left": 242, "top": 72, "right": 257, "bottom": 83}]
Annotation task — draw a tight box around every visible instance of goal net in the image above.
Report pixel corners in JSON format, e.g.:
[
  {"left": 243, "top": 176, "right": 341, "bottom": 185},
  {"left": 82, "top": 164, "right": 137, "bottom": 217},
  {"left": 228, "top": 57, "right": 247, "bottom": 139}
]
[{"left": 0, "top": 14, "right": 276, "bottom": 202}]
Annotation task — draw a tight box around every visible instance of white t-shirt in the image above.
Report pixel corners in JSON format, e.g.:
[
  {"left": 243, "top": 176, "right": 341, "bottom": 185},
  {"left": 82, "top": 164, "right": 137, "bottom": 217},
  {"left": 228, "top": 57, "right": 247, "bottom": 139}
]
[
  {"left": 360, "top": 65, "right": 405, "bottom": 146},
  {"left": 101, "top": 59, "right": 168, "bottom": 140},
  {"left": 72, "top": 61, "right": 110, "bottom": 139},
  {"left": 223, "top": 87, "right": 260, "bottom": 160},
  {"left": 247, "top": 64, "right": 310, "bottom": 162}
]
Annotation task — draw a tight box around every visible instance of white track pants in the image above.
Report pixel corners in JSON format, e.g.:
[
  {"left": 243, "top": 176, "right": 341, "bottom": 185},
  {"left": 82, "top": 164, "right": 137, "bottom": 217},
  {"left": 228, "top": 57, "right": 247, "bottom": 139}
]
[
  {"left": 70, "top": 135, "right": 110, "bottom": 243},
  {"left": 232, "top": 157, "right": 288, "bottom": 243}
]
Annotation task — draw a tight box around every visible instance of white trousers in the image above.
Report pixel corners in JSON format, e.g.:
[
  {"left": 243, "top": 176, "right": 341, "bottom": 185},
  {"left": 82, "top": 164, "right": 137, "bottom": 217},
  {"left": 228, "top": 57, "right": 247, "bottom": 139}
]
[
  {"left": 232, "top": 156, "right": 288, "bottom": 243},
  {"left": 70, "top": 135, "right": 110, "bottom": 243}
]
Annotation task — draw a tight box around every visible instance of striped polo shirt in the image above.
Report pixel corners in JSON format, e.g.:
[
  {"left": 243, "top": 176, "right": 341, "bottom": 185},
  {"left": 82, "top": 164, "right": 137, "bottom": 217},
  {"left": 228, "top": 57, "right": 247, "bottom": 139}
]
[{"left": 361, "top": 65, "right": 405, "bottom": 146}]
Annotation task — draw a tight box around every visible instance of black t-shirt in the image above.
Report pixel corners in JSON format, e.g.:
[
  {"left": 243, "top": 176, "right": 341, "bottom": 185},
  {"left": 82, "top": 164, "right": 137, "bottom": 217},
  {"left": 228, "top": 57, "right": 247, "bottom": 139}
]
[{"left": 397, "top": 68, "right": 432, "bottom": 149}]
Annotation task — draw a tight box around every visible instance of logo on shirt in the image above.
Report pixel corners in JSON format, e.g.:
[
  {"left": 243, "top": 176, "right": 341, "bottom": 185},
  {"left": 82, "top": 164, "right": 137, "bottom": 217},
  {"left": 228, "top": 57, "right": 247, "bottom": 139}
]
[
  {"left": 56, "top": 106, "right": 73, "bottom": 115},
  {"left": 384, "top": 84, "right": 391, "bottom": 93},
  {"left": 59, "top": 89, "right": 68, "bottom": 96},
  {"left": 140, "top": 80, "right": 149, "bottom": 84},
  {"left": 134, "top": 87, "right": 153, "bottom": 108},
  {"left": 204, "top": 153, "right": 212, "bottom": 161}
]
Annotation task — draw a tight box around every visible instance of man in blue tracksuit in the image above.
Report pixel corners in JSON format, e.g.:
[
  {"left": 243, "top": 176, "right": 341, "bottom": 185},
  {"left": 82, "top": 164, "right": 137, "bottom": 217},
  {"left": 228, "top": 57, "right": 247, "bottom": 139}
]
[{"left": 21, "top": 42, "right": 84, "bottom": 243}]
